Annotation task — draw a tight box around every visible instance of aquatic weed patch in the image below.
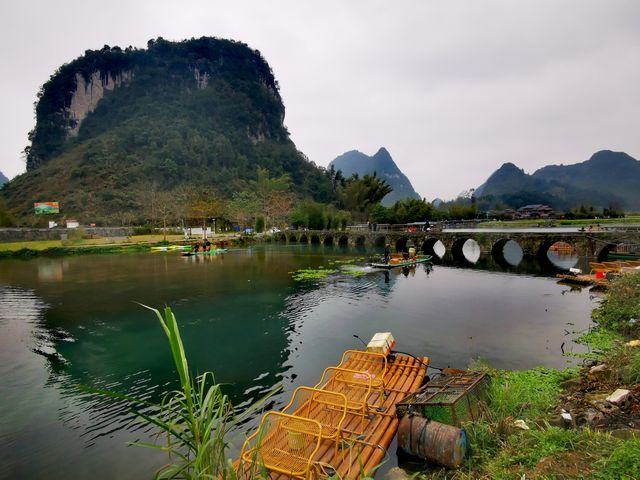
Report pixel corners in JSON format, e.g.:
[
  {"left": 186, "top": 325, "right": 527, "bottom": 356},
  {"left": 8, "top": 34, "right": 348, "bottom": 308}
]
[
  {"left": 289, "top": 267, "right": 338, "bottom": 281},
  {"left": 341, "top": 265, "right": 368, "bottom": 278},
  {"left": 290, "top": 258, "right": 368, "bottom": 281}
]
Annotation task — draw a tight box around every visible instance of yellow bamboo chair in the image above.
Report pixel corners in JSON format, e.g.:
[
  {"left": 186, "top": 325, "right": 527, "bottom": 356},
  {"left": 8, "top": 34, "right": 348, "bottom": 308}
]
[
  {"left": 281, "top": 386, "right": 348, "bottom": 460},
  {"left": 240, "top": 411, "right": 322, "bottom": 479},
  {"left": 314, "top": 367, "right": 373, "bottom": 432},
  {"left": 337, "top": 349, "right": 388, "bottom": 408}
]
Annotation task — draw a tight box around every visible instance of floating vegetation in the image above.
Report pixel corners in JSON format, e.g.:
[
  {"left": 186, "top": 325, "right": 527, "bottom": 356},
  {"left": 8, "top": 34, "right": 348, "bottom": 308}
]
[
  {"left": 290, "top": 267, "right": 338, "bottom": 281},
  {"left": 327, "top": 257, "right": 365, "bottom": 266},
  {"left": 341, "top": 264, "right": 369, "bottom": 278},
  {"left": 290, "top": 258, "right": 371, "bottom": 281}
]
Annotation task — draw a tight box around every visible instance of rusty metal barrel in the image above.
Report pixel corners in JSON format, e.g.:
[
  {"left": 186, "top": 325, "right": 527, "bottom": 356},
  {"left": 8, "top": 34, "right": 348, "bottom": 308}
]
[{"left": 397, "top": 416, "right": 468, "bottom": 468}]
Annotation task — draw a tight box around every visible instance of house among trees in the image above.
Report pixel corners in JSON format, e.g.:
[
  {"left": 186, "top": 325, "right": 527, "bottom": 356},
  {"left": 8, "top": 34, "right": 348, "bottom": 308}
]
[{"left": 514, "top": 204, "right": 555, "bottom": 219}]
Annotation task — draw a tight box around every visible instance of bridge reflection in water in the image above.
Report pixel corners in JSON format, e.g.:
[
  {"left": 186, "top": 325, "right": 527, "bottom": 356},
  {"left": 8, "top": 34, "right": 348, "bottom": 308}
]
[{"left": 272, "top": 228, "right": 639, "bottom": 272}]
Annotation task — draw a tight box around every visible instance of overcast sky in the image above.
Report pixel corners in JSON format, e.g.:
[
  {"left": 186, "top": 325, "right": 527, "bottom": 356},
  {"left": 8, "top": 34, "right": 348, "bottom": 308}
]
[{"left": 1, "top": 1, "right": 639, "bottom": 200}]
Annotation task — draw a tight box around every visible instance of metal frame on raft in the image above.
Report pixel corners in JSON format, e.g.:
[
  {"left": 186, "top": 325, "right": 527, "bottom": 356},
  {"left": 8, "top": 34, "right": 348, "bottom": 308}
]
[{"left": 396, "top": 371, "right": 489, "bottom": 426}]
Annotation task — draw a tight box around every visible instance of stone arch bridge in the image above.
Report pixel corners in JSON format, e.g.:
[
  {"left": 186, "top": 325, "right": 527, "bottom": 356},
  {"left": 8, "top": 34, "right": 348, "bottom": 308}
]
[{"left": 271, "top": 229, "right": 639, "bottom": 261}]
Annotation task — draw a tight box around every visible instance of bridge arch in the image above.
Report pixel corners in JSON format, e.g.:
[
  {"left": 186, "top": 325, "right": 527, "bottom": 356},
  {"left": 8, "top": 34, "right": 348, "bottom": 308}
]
[
  {"left": 537, "top": 239, "right": 578, "bottom": 259},
  {"left": 299, "top": 234, "right": 308, "bottom": 244},
  {"left": 278, "top": 233, "right": 287, "bottom": 242},
  {"left": 491, "top": 238, "right": 523, "bottom": 267},
  {"left": 374, "top": 236, "right": 386, "bottom": 248},
  {"left": 310, "top": 234, "right": 320, "bottom": 244},
  {"left": 538, "top": 239, "right": 579, "bottom": 270},
  {"left": 491, "top": 238, "right": 510, "bottom": 258},
  {"left": 597, "top": 243, "right": 617, "bottom": 262},
  {"left": 288, "top": 234, "right": 298, "bottom": 243},
  {"left": 355, "top": 235, "right": 366, "bottom": 247},
  {"left": 422, "top": 237, "right": 445, "bottom": 259},
  {"left": 452, "top": 237, "right": 481, "bottom": 264},
  {"left": 395, "top": 236, "right": 409, "bottom": 253},
  {"left": 338, "top": 235, "right": 349, "bottom": 246},
  {"left": 323, "top": 236, "right": 334, "bottom": 246}
]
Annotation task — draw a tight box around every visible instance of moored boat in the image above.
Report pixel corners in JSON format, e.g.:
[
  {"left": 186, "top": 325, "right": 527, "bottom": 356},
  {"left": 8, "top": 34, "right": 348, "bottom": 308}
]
[
  {"left": 151, "top": 244, "right": 190, "bottom": 252},
  {"left": 181, "top": 248, "right": 227, "bottom": 256},
  {"left": 370, "top": 254, "right": 432, "bottom": 269}
]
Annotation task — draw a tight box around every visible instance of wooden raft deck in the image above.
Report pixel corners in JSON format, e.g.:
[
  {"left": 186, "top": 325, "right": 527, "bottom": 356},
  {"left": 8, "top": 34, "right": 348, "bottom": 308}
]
[{"left": 237, "top": 352, "right": 429, "bottom": 479}]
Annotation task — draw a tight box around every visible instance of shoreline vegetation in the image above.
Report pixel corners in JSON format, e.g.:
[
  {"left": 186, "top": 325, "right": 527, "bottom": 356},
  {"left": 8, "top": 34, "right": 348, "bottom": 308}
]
[{"left": 0, "top": 233, "right": 249, "bottom": 259}]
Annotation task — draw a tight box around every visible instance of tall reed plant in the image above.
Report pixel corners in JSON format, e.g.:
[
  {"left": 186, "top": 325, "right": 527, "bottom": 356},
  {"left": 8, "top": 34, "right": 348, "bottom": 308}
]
[{"left": 83, "top": 305, "right": 275, "bottom": 479}]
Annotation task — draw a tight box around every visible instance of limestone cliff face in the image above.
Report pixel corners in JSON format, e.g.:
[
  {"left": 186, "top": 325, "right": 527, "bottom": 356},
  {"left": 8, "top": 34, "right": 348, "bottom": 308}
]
[
  {"left": 67, "top": 71, "right": 132, "bottom": 136},
  {"left": 193, "top": 69, "right": 209, "bottom": 89}
]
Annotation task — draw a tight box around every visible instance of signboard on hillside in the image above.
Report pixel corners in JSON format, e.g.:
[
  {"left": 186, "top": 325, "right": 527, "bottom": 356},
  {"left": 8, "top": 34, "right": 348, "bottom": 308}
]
[{"left": 34, "top": 202, "right": 60, "bottom": 215}]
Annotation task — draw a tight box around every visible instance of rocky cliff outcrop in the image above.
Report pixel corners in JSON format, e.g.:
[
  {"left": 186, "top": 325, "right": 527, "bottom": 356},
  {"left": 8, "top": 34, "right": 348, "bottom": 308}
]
[{"left": 67, "top": 71, "right": 132, "bottom": 136}]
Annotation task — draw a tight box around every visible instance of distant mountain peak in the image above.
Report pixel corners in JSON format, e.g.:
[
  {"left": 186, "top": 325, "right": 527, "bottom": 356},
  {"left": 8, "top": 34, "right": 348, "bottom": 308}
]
[
  {"left": 0, "top": 170, "right": 8, "bottom": 185},
  {"left": 476, "top": 150, "right": 640, "bottom": 211},
  {"left": 587, "top": 150, "right": 635, "bottom": 165},
  {"left": 329, "top": 147, "right": 420, "bottom": 206},
  {"left": 491, "top": 162, "right": 527, "bottom": 176}
]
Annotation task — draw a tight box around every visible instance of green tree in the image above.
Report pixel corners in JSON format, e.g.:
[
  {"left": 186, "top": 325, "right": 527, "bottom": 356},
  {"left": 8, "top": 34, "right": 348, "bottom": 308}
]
[
  {"left": 255, "top": 215, "right": 265, "bottom": 233},
  {"left": 337, "top": 173, "right": 392, "bottom": 220},
  {"left": 228, "top": 191, "right": 260, "bottom": 230},
  {"left": 289, "top": 201, "right": 327, "bottom": 230}
]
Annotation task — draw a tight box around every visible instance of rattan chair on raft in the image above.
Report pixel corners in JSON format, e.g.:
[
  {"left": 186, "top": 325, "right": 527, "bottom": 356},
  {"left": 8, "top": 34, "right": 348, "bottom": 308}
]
[
  {"left": 281, "top": 386, "right": 348, "bottom": 459},
  {"left": 240, "top": 411, "right": 322, "bottom": 479},
  {"left": 313, "top": 366, "right": 373, "bottom": 433},
  {"left": 337, "top": 349, "right": 388, "bottom": 408}
]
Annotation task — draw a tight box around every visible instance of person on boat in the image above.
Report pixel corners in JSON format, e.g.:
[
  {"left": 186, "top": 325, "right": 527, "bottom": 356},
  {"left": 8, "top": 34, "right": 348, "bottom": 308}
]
[
  {"left": 193, "top": 243, "right": 200, "bottom": 253},
  {"left": 205, "top": 240, "right": 211, "bottom": 252},
  {"left": 220, "top": 240, "right": 225, "bottom": 249},
  {"left": 383, "top": 244, "right": 391, "bottom": 264}
]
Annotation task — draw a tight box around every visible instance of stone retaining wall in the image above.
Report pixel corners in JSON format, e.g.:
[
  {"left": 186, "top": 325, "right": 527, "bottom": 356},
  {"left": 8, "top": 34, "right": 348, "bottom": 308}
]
[{"left": 0, "top": 227, "right": 134, "bottom": 243}]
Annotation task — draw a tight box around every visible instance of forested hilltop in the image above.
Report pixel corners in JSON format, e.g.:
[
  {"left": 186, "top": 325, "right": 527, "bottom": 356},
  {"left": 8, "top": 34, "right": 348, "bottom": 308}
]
[
  {"left": 475, "top": 151, "right": 640, "bottom": 211},
  {"left": 2, "top": 37, "right": 335, "bottom": 224}
]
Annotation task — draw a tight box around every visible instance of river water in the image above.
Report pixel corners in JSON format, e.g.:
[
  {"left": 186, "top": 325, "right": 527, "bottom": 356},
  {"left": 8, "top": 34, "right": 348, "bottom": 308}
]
[{"left": 0, "top": 244, "right": 597, "bottom": 478}]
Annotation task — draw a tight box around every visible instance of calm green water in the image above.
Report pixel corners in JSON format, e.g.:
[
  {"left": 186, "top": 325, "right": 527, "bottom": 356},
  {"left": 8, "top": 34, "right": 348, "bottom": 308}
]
[{"left": 0, "top": 245, "right": 596, "bottom": 478}]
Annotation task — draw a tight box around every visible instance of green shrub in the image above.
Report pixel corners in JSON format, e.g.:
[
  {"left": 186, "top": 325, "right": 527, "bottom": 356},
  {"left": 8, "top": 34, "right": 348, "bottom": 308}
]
[
  {"left": 255, "top": 215, "right": 265, "bottom": 233},
  {"left": 592, "top": 273, "right": 640, "bottom": 335}
]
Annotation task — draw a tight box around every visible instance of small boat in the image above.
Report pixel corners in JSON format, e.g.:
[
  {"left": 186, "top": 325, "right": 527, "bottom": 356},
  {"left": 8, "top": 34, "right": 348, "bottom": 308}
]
[
  {"left": 556, "top": 273, "right": 596, "bottom": 285},
  {"left": 181, "top": 249, "right": 227, "bottom": 257},
  {"left": 608, "top": 244, "right": 640, "bottom": 261},
  {"left": 151, "top": 245, "right": 190, "bottom": 252},
  {"left": 370, "top": 254, "right": 432, "bottom": 269}
]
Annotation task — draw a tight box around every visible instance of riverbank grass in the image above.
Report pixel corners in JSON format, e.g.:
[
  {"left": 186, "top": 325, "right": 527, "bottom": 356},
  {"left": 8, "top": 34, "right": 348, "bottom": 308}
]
[{"left": 420, "top": 273, "right": 640, "bottom": 479}]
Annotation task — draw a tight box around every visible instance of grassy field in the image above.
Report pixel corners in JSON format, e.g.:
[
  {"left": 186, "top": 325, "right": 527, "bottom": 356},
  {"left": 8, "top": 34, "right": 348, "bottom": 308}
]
[
  {"left": 0, "top": 232, "right": 245, "bottom": 258},
  {"left": 480, "top": 216, "right": 640, "bottom": 228}
]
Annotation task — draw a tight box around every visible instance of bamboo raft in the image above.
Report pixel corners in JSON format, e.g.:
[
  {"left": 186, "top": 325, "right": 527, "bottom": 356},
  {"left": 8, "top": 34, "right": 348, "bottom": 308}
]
[
  {"left": 556, "top": 260, "right": 640, "bottom": 287},
  {"left": 236, "top": 349, "right": 429, "bottom": 479},
  {"left": 556, "top": 273, "right": 599, "bottom": 286}
]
